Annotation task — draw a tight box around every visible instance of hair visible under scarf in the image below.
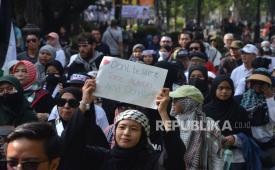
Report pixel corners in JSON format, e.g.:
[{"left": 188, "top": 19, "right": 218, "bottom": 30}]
[{"left": 13, "top": 60, "right": 37, "bottom": 90}]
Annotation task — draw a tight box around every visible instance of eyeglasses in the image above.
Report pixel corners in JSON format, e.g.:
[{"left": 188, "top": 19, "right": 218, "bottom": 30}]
[
  {"left": 26, "top": 39, "right": 37, "bottom": 43},
  {"left": 56, "top": 98, "right": 79, "bottom": 108},
  {"left": 0, "top": 87, "right": 18, "bottom": 96},
  {"left": 189, "top": 47, "right": 200, "bottom": 51},
  {"left": 0, "top": 159, "right": 48, "bottom": 170}
]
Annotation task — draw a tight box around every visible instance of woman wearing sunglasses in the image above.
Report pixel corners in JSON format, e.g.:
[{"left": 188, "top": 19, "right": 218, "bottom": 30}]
[{"left": 49, "top": 87, "right": 81, "bottom": 136}]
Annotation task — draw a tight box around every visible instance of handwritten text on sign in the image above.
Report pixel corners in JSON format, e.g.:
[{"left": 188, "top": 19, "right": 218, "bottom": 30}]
[{"left": 94, "top": 57, "right": 168, "bottom": 109}]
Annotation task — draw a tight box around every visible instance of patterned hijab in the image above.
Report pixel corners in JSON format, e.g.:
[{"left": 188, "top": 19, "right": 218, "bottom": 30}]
[{"left": 171, "top": 97, "right": 207, "bottom": 170}]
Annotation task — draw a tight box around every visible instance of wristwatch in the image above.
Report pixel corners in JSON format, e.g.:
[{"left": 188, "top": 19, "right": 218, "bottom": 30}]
[{"left": 80, "top": 101, "right": 90, "bottom": 110}]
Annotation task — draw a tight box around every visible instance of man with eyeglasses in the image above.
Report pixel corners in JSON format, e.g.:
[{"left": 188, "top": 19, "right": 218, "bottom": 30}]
[
  {"left": 3, "top": 122, "right": 60, "bottom": 170},
  {"left": 17, "top": 33, "right": 40, "bottom": 64}
]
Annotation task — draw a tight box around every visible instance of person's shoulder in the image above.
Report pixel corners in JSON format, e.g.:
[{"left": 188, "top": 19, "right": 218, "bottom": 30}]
[
  {"left": 17, "top": 51, "right": 27, "bottom": 58},
  {"left": 231, "top": 64, "right": 242, "bottom": 76}
]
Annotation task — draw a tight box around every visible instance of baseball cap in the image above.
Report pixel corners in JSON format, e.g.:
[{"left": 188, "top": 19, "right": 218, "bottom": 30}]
[
  {"left": 230, "top": 40, "right": 244, "bottom": 49},
  {"left": 176, "top": 49, "right": 189, "bottom": 59},
  {"left": 169, "top": 85, "right": 204, "bottom": 104},
  {"left": 68, "top": 73, "right": 91, "bottom": 85},
  {"left": 241, "top": 44, "right": 258, "bottom": 55},
  {"left": 189, "top": 52, "right": 208, "bottom": 62}
]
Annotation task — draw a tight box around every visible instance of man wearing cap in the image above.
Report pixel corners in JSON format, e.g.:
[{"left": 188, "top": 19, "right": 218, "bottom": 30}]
[
  {"left": 175, "top": 49, "right": 190, "bottom": 72},
  {"left": 231, "top": 44, "right": 257, "bottom": 89},
  {"left": 229, "top": 40, "right": 244, "bottom": 66},
  {"left": 67, "top": 32, "right": 103, "bottom": 79},
  {"left": 17, "top": 33, "right": 40, "bottom": 64},
  {"left": 46, "top": 32, "right": 66, "bottom": 67},
  {"left": 160, "top": 85, "right": 224, "bottom": 169}
]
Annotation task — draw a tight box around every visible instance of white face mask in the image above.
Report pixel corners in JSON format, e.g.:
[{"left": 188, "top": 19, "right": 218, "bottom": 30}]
[{"left": 159, "top": 52, "right": 169, "bottom": 59}]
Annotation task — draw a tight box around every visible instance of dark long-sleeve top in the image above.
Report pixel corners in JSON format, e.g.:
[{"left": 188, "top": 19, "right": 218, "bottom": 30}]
[{"left": 59, "top": 105, "right": 186, "bottom": 170}]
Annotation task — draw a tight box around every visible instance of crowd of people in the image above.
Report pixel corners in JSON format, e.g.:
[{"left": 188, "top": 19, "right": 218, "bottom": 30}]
[{"left": 0, "top": 18, "right": 275, "bottom": 170}]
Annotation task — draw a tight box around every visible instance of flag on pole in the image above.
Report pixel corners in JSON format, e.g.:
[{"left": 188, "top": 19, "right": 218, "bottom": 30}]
[{"left": 0, "top": 0, "right": 17, "bottom": 70}]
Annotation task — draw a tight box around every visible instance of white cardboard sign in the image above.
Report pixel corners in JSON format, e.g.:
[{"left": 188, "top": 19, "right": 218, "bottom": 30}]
[{"left": 94, "top": 56, "right": 168, "bottom": 109}]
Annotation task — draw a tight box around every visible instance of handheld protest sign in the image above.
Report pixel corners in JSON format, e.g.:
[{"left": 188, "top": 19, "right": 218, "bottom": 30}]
[{"left": 93, "top": 56, "right": 168, "bottom": 109}]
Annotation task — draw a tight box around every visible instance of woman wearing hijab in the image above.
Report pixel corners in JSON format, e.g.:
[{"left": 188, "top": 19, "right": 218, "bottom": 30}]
[
  {"left": 47, "top": 32, "right": 66, "bottom": 67},
  {"left": 60, "top": 79, "right": 186, "bottom": 170},
  {"left": 35, "top": 45, "right": 56, "bottom": 83},
  {"left": 12, "top": 60, "right": 55, "bottom": 117},
  {"left": 203, "top": 75, "right": 252, "bottom": 169},
  {"left": 188, "top": 65, "right": 211, "bottom": 104},
  {"left": 49, "top": 87, "right": 82, "bottom": 136},
  {"left": 129, "top": 44, "right": 145, "bottom": 62},
  {"left": 238, "top": 68, "right": 275, "bottom": 169},
  {"left": 43, "top": 60, "right": 66, "bottom": 99},
  {"left": 167, "top": 85, "right": 224, "bottom": 170},
  {"left": 0, "top": 75, "right": 37, "bottom": 126},
  {"left": 141, "top": 50, "right": 158, "bottom": 65}
]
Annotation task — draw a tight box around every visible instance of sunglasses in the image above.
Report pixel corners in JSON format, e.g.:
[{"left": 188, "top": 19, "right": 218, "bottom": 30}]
[
  {"left": 189, "top": 47, "right": 200, "bottom": 51},
  {"left": 0, "top": 159, "right": 48, "bottom": 170},
  {"left": 56, "top": 98, "right": 79, "bottom": 108},
  {"left": 26, "top": 39, "right": 37, "bottom": 43}
]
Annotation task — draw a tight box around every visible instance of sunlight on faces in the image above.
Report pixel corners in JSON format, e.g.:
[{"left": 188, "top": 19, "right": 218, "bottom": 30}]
[
  {"left": 216, "top": 81, "right": 232, "bottom": 101},
  {"left": 178, "top": 34, "right": 191, "bottom": 48},
  {"left": 115, "top": 119, "right": 142, "bottom": 149},
  {"left": 57, "top": 93, "right": 77, "bottom": 121},
  {"left": 13, "top": 64, "right": 28, "bottom": 86}
]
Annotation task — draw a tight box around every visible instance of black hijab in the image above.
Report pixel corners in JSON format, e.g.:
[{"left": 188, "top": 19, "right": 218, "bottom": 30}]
[
  {"left": 103, "top": 127, "right": 157, "bottom": 170},
  {"left": 188, "top": 65, "right": 210, "bottom": 104},
  {"left": 203, "top": 75, "right": 250, "bottom": 136}
]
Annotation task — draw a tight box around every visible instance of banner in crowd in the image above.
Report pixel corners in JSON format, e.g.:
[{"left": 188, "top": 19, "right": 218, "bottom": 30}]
[
  {"left": 94, "top": 56, "right": 168, "bottom": 109},
  {"left": 121, "top": 0, "right": 154, "bottom": 6},
  {"left": 84, "top": 5, "right": 152, "bottom": 21}
]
